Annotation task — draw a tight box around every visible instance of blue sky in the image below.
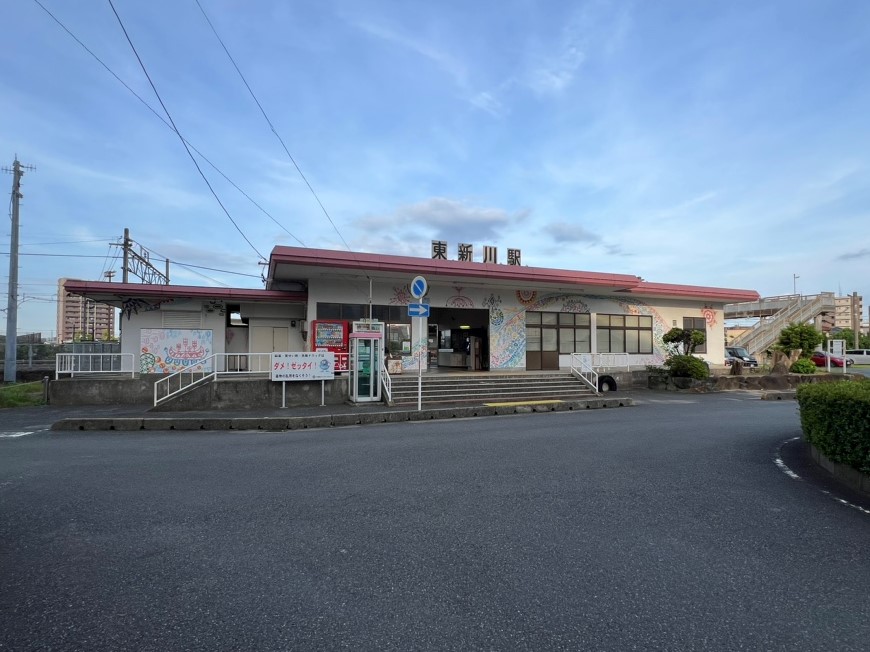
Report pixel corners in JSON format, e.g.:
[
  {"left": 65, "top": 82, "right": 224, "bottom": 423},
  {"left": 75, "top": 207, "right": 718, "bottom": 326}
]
[{"left": 2, "top": 0, "right": 870, "bottom": 336}]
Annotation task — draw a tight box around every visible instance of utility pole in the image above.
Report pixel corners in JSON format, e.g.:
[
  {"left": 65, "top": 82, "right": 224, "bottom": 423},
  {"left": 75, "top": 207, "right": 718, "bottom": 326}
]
[
  {"left": 3, "top": 158, "right": 35, "bottom": 383},
  {"left": 853, "top": 291, "right": 860, "bottom": 349}
]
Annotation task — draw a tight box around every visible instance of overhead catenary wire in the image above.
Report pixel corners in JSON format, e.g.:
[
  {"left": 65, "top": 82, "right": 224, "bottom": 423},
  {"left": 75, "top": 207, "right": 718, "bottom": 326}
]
[{"left": 106, "top": 0, "right": 266, "bottom": 263}]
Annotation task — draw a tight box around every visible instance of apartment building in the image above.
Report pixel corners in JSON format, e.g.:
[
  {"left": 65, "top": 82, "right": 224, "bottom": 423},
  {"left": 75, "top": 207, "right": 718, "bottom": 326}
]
[{"left": 56, "top": 278, "right": 116, "bottom": 342}]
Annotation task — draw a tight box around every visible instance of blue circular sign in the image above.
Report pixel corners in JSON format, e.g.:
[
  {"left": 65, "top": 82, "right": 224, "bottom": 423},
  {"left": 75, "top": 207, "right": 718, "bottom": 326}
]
[{"left": 411, "top": 275, "right": 428, "bottom": 299}]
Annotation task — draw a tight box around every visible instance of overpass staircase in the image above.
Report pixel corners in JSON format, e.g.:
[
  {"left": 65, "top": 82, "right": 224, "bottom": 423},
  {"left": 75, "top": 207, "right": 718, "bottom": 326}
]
[{"left": 725, "top": 293, "right": 836, "bottom": 356}]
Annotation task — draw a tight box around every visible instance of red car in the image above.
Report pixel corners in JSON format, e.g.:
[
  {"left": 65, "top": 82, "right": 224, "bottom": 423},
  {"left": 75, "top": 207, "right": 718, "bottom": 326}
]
[{"left": 810, "top": 351, "right": 854, "bottom": 367}]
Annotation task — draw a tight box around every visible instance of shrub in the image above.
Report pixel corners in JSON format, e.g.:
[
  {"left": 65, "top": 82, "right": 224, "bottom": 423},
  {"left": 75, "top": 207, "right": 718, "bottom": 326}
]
[
  {"left": 796, "top": 382, "right": 870, "bottom": 473},
  {"left": 663, "top": 355, "right": 710, "bottom": 379},
  {"left": 789, "top": 358, "right": 817, "bottom": 374},
  {"left": 777, "top": 322, "right": 822, "bottom": 356},
  {"left": 662, "top": 327, "right": 706, "bottom": 355}
]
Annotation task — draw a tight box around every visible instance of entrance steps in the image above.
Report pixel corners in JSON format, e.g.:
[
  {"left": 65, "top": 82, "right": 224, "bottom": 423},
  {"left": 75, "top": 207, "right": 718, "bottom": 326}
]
[{"left": 386, "top": 371, "right": 596, "bottom": 406}]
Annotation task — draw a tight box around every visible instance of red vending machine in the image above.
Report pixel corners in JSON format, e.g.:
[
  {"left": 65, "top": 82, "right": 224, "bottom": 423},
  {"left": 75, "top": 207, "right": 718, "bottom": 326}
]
[{"left": 310, "top": 320, "right": 350, "bottom": 372}]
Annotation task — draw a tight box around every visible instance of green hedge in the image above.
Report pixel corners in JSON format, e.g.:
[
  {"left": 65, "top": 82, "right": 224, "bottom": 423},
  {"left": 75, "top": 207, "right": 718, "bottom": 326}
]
[{"left": 796, "top": 381, "right": 870, "bottom": 473}]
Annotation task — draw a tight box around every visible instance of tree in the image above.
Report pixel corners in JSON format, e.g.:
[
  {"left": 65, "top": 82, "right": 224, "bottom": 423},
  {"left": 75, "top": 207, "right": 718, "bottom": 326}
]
[
  {"left": 662, "top": 327, "right": 706, "bottom": 355},
  {"left": 777, "top": 322, "right": 822, "bottom": 356},
  {"left": 827, "top": 329, "right": 870, "bottom": 349}
]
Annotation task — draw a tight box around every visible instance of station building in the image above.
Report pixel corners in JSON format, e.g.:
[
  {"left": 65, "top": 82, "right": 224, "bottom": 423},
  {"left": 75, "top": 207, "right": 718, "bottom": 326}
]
[{"left": 63, "top": 243, "right": 759, "bottom": 377}]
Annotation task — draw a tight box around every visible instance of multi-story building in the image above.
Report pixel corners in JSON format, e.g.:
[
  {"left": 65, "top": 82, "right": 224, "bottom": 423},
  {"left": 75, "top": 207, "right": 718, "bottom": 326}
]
[
  {"left": 834, "top": 294, "right": 863, "bottom": 331},
  {"left": 817, "top": 294, "right": 863, "bottom": 333},
  {"left": 56, "top": 278, "right": 116, "bottom": 343}
]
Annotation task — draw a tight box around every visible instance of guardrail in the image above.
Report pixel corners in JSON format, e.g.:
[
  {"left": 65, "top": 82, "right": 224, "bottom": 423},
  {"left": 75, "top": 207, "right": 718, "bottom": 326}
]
[
  {"left": 55, "top": 353, "right": 135, "bottom": 379},
  {"left": 570, "top": 353, "right": 599, "bottom": 394}
]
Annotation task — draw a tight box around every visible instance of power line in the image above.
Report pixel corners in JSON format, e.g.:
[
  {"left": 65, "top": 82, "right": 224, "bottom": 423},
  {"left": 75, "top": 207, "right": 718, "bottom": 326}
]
[
  {"left": 194, "top": 0, "right": 351, "bottom": 253},
  {"left": 106, "top": 0, "right": 266, "bottom": 263},
  {"left": 21, "top": 238, "right": 115, "bottom": 246},
  {"left": 31, "top": 0, "right": 306, "bottom": 248},
  {"left": 0, "top": 252, "right": 261, "bottom": 278}
]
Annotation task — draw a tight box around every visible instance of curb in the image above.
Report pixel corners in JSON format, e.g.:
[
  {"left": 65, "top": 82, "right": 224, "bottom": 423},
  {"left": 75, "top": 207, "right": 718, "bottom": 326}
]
[
  {"left": 761, "top": 390, "right": 797, "bottom": 400},
  {"left": 50, "top": 397, "right": 634, "bottom": 432}
]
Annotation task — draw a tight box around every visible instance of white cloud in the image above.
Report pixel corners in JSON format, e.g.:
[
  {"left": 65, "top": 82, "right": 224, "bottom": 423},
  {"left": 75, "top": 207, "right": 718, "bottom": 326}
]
[{"left": 357, "top": 197, "right": 529, "bottom": 244}]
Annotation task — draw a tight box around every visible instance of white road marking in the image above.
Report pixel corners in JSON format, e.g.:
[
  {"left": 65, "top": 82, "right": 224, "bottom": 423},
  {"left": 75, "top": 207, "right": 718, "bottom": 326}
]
[
  {"left": 775, "top": 436, "right": 870, "bottom": 517},
  {"left": 0, "top": 431, "right": 36, "bottom": 439},
  {"left": 774, "top": 437, "right": 802, "bottom": 480}
]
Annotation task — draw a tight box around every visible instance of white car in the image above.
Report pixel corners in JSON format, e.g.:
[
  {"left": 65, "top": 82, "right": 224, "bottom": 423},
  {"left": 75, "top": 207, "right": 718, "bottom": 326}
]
[{"left": 845, "top": 349, "right": 870, "bottom": 365}]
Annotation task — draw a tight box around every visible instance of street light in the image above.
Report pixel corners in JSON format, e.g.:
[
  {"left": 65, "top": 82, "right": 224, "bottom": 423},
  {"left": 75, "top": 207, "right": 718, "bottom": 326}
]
[{"left": 793, "top": 274, "right": 800, "bottom": 296}]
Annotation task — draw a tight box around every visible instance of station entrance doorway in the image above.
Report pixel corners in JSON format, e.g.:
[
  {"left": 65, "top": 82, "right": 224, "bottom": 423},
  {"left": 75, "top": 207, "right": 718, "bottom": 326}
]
[{"left": 428, "top": 307, "right": 489, "bottom": 371}]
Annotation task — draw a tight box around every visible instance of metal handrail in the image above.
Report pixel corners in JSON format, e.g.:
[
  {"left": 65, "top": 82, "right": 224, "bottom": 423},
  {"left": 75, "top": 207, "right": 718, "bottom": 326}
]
[
  {"left": 153, "top": 353, "right": 217, "bottom": 406},
  {"left": 381, "top": 363, "right": 392, "bottom": 403},
  {"left": 55, "top": 353, "right": 135, "bottom": 379},
  {"left": 570, "top": 353, "right": 599, "bottom": 394}
]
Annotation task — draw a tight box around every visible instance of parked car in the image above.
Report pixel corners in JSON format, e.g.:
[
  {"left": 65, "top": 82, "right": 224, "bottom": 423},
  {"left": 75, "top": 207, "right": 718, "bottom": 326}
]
[
  {"left": 845, "top": 349, "right": 870, "bottom": 365},
  {"left": 810, "top": 351, "right": 854, "bottom": 368},
  {"left": 725, "top": 346, "right": 758, "bottom": 367}
]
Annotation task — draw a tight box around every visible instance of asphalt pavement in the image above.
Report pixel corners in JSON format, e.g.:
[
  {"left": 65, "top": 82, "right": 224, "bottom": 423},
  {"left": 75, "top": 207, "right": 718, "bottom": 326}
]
[{"left": 2, "top": 390, "right": 869, "bottom": 651}]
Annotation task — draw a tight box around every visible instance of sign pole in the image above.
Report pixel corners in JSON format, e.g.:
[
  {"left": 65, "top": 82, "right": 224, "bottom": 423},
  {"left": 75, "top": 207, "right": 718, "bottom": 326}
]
[
  {"left": 321, "top": 380, "right": 325, "bottom": 406},
  {"left": 409, "top": 275, "right": 428, "bottom": 412},
  {"left": 418, "top": 319, "right": 422, "bottom": 411},
  {"left": 281, "top": 381, "right": 286, "bottom": 409}
]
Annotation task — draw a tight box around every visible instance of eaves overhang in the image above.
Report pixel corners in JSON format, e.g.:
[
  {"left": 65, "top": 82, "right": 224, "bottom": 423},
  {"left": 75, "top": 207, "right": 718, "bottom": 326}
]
[
  {"left": 625, "top": 282, "right": 761, "bottom": 303},
  {"left": 61, "top": 280, "right": 307, "bottom": 308}
]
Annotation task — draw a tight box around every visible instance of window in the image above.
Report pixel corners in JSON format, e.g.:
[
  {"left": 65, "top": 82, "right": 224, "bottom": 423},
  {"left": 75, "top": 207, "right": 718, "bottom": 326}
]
[
  {"left": 528, "top": 311, "right": 590, "bottom": 354},
  {"left": 682, "top": 317, "right": 707, "bottom": 354},
  {"left": 596, "top": 314, "right": 653, "bottom": 353}
]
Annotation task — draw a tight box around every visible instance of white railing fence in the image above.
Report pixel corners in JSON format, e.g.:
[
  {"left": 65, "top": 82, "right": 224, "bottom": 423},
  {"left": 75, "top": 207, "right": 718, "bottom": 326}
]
[
  {"left": 55, "top": 353, "right": 135, "bottom": 379},
  {"left": 570, "top": 354, "right": 599, "bottom": 394},
  {"left": 575, "top": 353, "right": 658, "bottom": 371},
  {"left": 381, "top": 364, "right": 392, "bottom": 403},
  {"left": 153, "top": 354, "right": 218, "bottom": 406}
]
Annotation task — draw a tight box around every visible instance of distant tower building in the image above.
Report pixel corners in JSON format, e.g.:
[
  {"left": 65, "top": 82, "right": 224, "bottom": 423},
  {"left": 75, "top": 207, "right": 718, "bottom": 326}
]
[{"left": 56, "top": 278, "right": 116, "bottom": 343}]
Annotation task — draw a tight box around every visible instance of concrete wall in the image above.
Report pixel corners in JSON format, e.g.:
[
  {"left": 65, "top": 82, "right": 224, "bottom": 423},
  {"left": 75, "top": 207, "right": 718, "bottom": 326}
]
[
  {"left": 49, "top": 375, "right": 350, "bottom": 409},
  {"left": 151, "top": 376, "right": 349, "bottom": 411},
  {"left": 50, "top": 377, "right": 156, "bottom": 406}
]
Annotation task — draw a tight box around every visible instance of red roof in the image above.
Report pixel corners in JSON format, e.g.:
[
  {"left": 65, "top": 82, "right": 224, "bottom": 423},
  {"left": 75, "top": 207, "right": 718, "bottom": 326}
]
[{"left": 267, "top": 246, "right": 760, "bottom": 302}]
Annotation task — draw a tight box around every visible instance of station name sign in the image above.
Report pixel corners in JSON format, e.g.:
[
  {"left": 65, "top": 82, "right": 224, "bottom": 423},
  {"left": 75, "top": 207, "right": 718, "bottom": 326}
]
[{"left": 431, "top": 241, "right": 521, "bottom": 266}]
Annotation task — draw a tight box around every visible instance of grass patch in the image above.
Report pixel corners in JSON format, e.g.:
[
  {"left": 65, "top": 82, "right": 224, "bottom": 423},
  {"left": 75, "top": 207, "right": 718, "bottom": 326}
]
[{"left": 0, "top": 381, "right": 46, "bottom": 408}]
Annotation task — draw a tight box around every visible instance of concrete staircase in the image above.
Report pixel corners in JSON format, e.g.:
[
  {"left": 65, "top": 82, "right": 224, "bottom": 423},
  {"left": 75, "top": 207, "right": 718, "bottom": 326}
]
[{"left": 386, "top": 372, "right": 596, "bottom": 407}]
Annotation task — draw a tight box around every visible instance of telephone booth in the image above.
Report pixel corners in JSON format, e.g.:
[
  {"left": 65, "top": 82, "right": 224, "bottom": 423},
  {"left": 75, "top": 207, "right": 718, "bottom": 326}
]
[{"left": 349, "top": 323, "right": 384, "bottom": 403}]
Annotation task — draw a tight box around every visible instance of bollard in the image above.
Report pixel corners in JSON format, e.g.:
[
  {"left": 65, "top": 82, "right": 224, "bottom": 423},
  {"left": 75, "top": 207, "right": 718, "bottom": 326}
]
[{"left": 43, "top": 376, "right": 50, "bottom": 404}]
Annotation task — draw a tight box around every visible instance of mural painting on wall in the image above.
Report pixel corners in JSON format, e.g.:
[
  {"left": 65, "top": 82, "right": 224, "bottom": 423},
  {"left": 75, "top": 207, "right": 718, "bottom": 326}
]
[
  {"left": 701, "top": 307, "right": 717, "bottom": 326},
  {"left": 490, "top": 307, "right": 525, "bottom": 369},
  {"left": 140, "top": 329, "right": 214, "bottom": 374},
  {"left": 204, "top": 301, "right": 226, "bottom": 316},
  {"left": 447, "top": 286, "right": 474, "bottom": 308},
  {"left": 120, "top": 297, "right": 173, "bottom": 319},
  {"left": 483, "top": 293, "right": 503, "bottom": 325},
  {"left": 390, "top": 284, "right": 412, "bottom": 305},
  {"left": 501, "top": 291, "right": 670, "bottom": 366}
]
